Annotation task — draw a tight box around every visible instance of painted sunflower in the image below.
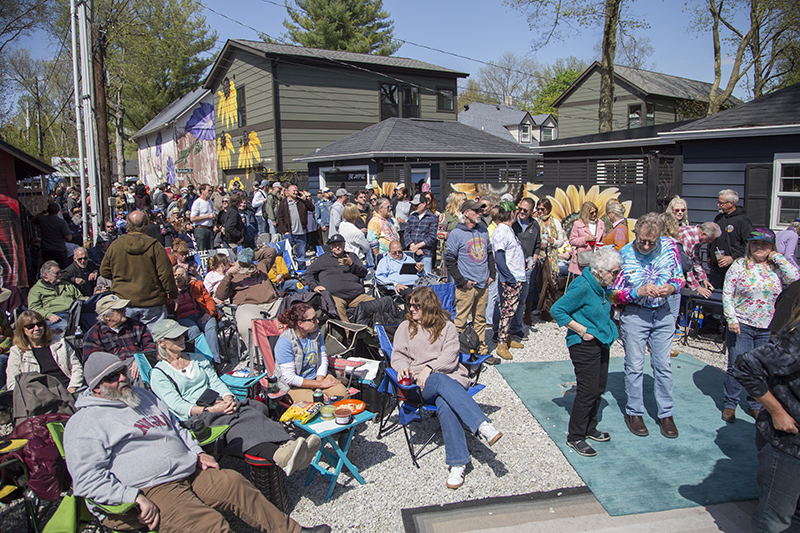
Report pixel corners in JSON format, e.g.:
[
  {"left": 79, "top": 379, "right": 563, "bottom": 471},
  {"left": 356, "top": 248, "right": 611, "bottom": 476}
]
[
  {"left": 238, "top": 131, "right": 262, "bottom": 169},
  {"left": 217, "top": 77, "right": 238, "bottom": 129},
  {"left": 217, "top": 132, "right": 234, "bottom": 170}
]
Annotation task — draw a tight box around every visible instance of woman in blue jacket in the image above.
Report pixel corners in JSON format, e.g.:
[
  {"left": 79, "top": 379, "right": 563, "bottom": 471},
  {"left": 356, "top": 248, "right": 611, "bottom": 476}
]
[{"left": 551, "top": 246, "right": 622, "bottom": 457}]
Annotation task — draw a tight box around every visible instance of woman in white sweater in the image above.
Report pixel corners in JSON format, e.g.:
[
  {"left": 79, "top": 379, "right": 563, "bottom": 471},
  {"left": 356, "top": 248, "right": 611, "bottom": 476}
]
[
  {"left": 338, "top": 203, "right": 371, "bottom": 262},
  {"left": 7, "top": 310, "right": 83, "bottom": 392},
  {"left": 391, "top": 287, "right": 502, "bottom": 490}
]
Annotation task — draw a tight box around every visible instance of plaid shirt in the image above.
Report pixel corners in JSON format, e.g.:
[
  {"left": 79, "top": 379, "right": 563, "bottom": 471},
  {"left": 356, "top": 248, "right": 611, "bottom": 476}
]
[
  {"left": 403, "top": 209, "right": 437, "bottom": 257},
  {"left": 679, "top": 226, "right": 709, "bottom": 291},
  {"left": 81, "top": 318, "right": 156, "bottom": 362}
]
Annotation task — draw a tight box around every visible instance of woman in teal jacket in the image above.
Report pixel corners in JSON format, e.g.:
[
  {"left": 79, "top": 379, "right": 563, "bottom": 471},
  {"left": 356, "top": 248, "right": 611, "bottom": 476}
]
[{"left": 551, "top": 246, "right": 622, "bottom": 457}]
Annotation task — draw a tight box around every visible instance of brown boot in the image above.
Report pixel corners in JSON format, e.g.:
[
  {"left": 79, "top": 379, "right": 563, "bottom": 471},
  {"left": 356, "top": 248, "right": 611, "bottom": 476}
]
[
  {"left": 496, "top": 343, "right": 513, "bottom": 360},
  {"left": 508, "top": 339, "right": 524, "bottom": 349},
  {"left": 523, "top": 302, "right": 534, "bottom": 326}
]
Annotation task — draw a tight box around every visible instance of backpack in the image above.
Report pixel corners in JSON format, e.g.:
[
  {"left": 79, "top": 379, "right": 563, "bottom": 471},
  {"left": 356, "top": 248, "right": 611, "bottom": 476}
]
[{"left": 459, "top": 323, "right": 481, "bottom": 358}]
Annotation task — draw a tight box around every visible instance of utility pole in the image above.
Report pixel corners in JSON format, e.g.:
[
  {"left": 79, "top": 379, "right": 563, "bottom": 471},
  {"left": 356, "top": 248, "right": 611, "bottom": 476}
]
[
  {"left": 93, "top": 21, "right": 112, "bottom": 223},
  {"left": 77, "top": 0, "right": 100, "bottom": 241},
  {"left": 70, "top": 0, "right": 89, "bottom": 243},
  {"left": 34, "top": 77, "right": 44, "bottom": 159}
]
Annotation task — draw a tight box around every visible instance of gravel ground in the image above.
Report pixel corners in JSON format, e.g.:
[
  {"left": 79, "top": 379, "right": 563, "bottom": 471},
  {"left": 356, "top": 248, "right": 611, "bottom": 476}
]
[{"left": 0, "top": 316, "right": 730, "bottom": 532}]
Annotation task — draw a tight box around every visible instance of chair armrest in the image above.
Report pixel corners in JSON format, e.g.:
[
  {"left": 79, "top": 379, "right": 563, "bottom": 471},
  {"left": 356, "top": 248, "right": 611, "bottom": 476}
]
[
  {"left": 90, "top": 500, "right": 138, "bottom": 515},
  {"left": 460, "top": 352, "right": 491, "bottom": 366}
]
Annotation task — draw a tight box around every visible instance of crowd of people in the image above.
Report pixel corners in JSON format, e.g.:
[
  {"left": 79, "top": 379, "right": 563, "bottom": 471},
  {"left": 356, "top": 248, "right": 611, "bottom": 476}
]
[{"left": 5, "top": 179, "right": 800, "bottom": 531}]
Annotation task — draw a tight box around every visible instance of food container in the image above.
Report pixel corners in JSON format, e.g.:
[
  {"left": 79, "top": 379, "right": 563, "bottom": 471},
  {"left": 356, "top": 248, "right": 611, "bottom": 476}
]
[
  {"left": 334, "top": 408, "right": 352, "bottom": 425},
  {"left": 320, "top": 405, "right": 335, "bottom": 420}
]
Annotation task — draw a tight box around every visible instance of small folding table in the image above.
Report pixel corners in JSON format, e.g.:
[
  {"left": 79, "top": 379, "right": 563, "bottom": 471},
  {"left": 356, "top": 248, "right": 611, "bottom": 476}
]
[{"left": 294, "top": 410, "right": 375, "bottom": 500}]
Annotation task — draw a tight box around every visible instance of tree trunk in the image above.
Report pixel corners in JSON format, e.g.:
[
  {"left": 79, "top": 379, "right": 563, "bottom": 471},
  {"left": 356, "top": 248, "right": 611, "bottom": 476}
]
[
  {"left": 115, "top": 87, "right": 125, "bottom": 188},
  {"left": 93, "top": 21, "right": 112, "bottom": 223},
  {"left": 750, "top": 0, "right": 763, "bottom": 98},
  {"left": 598, "top": 0, "right": 622, "bottom": 133}
]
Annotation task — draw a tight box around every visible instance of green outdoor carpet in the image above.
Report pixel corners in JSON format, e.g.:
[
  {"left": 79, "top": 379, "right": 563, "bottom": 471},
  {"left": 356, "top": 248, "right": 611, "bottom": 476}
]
[{"left": 497, "top": 353, "right": 759, "bottom": 516}]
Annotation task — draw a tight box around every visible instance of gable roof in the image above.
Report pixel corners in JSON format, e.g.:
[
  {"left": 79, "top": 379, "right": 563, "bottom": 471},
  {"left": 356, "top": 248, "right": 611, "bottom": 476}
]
[
  {"left": 0, "top": 138, "right": 56, "bottom": 177},
  {"left": 204, "top": 40, "right": 468, "bottom": 90},
  {"left": 294, "top": 118, "right": 535, "bottom": 162},
  {"left": 131, "top": 88, "right": 209, "bottom": 141},
  {"left": 553, "top": 62, "right": 742, "bottom": 107},
  {"left": 665, "top": 82, "right": 800, "bottom": 135},
  {"left": 458, "top": 102, "right": 530, "bottom": 142}
]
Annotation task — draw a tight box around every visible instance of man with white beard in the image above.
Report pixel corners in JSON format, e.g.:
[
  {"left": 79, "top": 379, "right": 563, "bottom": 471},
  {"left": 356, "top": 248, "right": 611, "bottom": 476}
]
[{"left": 63, "top": 352, "right": 330, "bottom": 533}]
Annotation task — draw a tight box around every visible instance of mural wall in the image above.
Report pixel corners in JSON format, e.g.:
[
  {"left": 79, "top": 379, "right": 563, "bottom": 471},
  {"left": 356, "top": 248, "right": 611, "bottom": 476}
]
[{"left": 137, "top": 93, "right": 217, "bottom": 188}]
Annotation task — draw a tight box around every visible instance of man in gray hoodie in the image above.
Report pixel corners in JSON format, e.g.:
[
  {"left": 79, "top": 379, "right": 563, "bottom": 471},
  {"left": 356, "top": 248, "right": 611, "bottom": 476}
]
[
  {"left": 445, "top": 200, "right": 496, "bottom": 356},
  {"left": 64, "top": 352, "right": 330, "bottom": 533}
]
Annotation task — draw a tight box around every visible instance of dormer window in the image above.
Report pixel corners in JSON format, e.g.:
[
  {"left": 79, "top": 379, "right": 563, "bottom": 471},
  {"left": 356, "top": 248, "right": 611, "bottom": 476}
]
[{"left": 521, "top": 124, "right": 531, "bottom": 143}]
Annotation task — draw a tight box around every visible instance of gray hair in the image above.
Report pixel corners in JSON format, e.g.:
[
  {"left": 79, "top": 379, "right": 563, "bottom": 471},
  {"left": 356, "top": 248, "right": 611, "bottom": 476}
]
[
  {"left": 719, "top": 189, "right": 739, "bottom": 203},
  {"left": 590, "top": 246, "right": 622, "bottom": 275},
  {"left": 633, "top": 212, "right": 664, "bottom": 238},
  {"left": 606, "top": 202, "right": 625, "bottom": 217},
  {"left": 791, "top": 221, "right": 800, "bottom": 232},
  {"left": 155, "top": 344, "right": 171, "bottom": 361},
  {"left": 40, "top": 260, "right": 60, "bottom": 278},
  {"left": 699, "top": 221, "right": 722, "bottom": 240}
]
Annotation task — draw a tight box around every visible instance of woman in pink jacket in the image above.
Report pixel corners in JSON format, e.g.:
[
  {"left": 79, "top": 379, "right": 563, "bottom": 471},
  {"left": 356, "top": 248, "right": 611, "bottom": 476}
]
[{"left": 568, "top": 201, "right": 605, "bottom": 276}]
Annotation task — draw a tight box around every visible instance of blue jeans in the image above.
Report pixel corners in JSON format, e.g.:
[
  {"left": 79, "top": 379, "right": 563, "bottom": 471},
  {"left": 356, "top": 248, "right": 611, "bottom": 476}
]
[
  {"left": 619, "top": 303, "right": 675, "bottom": 418},
  {"left": 255, "top": 213, "right": 265, "bottom": 235},
  {"left": 414, "top": 255, "right": 432, "bottom": 274},
  {"left": 126, "top": 305, "right": 167, "bottom": 329},
  {"left": 421, "top": 373, "right": 489, "bottom": 466},
  {"left": 287, "top": 233, "right": 307, "bottom": 268},
  {"left": 724, "top": 323, "right": 770, "bottom": 410},
  {"left": 486, "top": 280, "right": 498, "bottom": 326},
  {"left": 509, "top": 268, "right": 533, "bottom": 336},
  {"left": 177, "top": 314, "right": 220, "bottom": 363},
  {"left": 753, "top": 432, "right": 800, "bottom": 532}
]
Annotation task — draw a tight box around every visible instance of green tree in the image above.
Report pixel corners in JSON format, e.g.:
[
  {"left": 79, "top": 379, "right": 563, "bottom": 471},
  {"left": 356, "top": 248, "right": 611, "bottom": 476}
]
[
  {"left": 457, "top": 53, "right": 539, "bottom": 110},
  {"left": 526, "top": 57, "right": 588, "bottom": 117},
  {"left": 457, "top": 78, "right": 494, "bottom": 112},
  {"left": 506, "top": 0, "right": 646, "bottom": 132},
  {"left": 283, "top": 0, "right": 400, "bottom": 55}
]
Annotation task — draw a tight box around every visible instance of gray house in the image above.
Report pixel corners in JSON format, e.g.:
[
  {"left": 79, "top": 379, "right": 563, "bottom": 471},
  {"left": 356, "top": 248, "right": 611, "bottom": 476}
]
[
  {"left": 458, "top": 102, "right": 557, "bottom": 147},
  {"left": 553, "top": 62, "right": 741, "bottom": 138},
  {"left": 202, "top": 40, "right": 468, "bottom": 187},
  {"left": 294, "top": 117, "right": 539, "bottom": 205}
]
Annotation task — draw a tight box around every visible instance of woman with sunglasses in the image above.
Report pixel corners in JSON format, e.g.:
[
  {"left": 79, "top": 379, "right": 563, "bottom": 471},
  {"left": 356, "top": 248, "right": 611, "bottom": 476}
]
[
  {"left": 393, "top": 287, "right": 502, "bottom": 489},
  {"left": 149, "top": 319, "right": 320, "bottom": 478},
  {"left": 551, "top": 246, "right": 622, "bottom": 457},
  {"left": 568, "top": 201, "right": 605, "bottom": 277},
  {"left": 7, "top": 310, "right": 83, "bottom": 392},
  {"left": 275, "top": 303, "right": 348, "bottom": 403}
]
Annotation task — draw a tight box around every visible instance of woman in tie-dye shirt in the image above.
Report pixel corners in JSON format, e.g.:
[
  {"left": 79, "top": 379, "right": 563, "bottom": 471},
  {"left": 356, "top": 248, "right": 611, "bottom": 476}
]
[{"left": 721, "top": 228, "right": 800, "bottom": 423}]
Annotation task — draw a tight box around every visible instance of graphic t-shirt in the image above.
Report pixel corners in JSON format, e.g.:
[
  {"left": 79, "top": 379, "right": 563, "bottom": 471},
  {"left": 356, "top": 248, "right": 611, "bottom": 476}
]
[
  {"left": 491, "top": 224, "right": 526, "bottom": 282},
  {"left": 275, "top": 334, "right": 326, "bottom": 380}
]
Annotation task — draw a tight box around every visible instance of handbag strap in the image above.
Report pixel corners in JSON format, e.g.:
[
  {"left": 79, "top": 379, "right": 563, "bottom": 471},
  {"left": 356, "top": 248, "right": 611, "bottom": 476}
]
[{"left": 153, "top": 366, "right": 184, "bottom": 400}]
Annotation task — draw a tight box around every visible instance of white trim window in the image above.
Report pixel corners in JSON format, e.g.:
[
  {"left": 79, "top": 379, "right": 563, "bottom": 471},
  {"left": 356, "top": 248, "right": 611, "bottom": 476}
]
[
  {"left": 771, "top": 153, "right": 800, "bottom": 227},
  {"left": 520, "top": 123, "right": 531, "bottom": 143}
]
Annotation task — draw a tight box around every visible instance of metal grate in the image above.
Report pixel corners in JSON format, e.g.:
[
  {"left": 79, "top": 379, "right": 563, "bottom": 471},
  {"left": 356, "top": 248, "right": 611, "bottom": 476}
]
[{"left": 596, "top": 158, "right": 646, "bottom": 186}]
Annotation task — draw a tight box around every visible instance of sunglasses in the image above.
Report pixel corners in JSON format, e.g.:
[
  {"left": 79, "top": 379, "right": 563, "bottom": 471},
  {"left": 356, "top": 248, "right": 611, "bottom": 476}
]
[
  {"left": 75, "top": 256, "right": 88, "bottom": 261},
  {"left": 638, "top": 238, "right": 658, "bottom": 247},
  {"left": 101, "top": 369, "right": 127, "bottom": 383},
  {"left": 673, "top": 209, "right": 686, "bottom": 213},
  {"left": 610, "top": 269, "right": 621, "bottom": 277},
  {"left": 536, "top": 207, "right": 548, "bottom": 212},
  {"left": 300, "top": 316, "right": 319, "bottom": 323},
  {"left": 408, "top": 303, "right": 420, "bottom": 311},
  {"left": 517, "top": 208, "right": 529, "bottom": 214},
  {"left": 24, "top": 320, "right": 46, "bottom": 330}
]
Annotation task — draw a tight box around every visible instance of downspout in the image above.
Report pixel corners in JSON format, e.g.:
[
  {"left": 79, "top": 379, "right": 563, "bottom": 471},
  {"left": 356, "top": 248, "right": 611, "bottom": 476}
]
[{"left": 271, "top": 59, "right": 283, "bottom": 173}]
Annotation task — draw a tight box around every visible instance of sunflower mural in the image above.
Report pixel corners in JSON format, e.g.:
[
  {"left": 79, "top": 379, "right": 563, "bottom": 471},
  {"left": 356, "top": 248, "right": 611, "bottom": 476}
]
[
  {"left": 238, "top": 131, "right": 262, "bottom": 169},
  {"left": 372, "top": 181, "right": 397, "bottom": 198},
  {"left": 217, "top": 132, "right": 234, "bottom": 170},
  {"left": 547, "top": 185, "right": 635, "bottom": 240},
  {"left": 217, "top": 77, "right": 238, "bottom": 129},
  {"left": 450, "top": 182, "right": 542, "bottom": 202}
]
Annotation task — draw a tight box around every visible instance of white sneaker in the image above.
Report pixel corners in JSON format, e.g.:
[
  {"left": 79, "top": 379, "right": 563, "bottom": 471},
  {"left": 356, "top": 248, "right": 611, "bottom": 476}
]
[
  {"left": 478, "top": 421, "right": 502, "bottom": 446},
  {"left": 446, "top": 465, "right": 466, "bottom": 489},
  {"left": 273, "top": 437, "right": 307, "bottom": 476}
]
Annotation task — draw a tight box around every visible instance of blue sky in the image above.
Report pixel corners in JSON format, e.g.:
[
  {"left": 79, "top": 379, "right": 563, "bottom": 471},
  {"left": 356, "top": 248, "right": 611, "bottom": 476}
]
[{"left": 18, "top": 0, "right": 751, "bottom": 99}]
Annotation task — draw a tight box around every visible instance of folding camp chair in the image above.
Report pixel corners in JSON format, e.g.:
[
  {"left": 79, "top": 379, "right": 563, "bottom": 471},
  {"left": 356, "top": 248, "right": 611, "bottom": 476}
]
[
  {"left": 373, "top": 324, "right": 492, "bottom": 468},
  {"left": 267, "top": 239, "right": 302, "bottom": 276},
  {"left": 0, "top": 440, "right": 49, "bottom": 533},
  {"left": 430, "top": 283, "right": 456, "bottom": 320},
  {"left": 248, "top": 319, "right": 293, "bottom": 409}
]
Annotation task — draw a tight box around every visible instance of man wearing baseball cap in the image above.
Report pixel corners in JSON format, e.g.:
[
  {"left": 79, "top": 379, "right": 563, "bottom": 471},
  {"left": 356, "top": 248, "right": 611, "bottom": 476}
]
[
  {"left": 445, "top": 199, "right": 495, "bottom": 356},
  {"left": 315, "top": 188, "right": 333, "bottom": 238},
  {"left": 63, "top": 352, "right": 330, "bottom": 533},
  {"left": 403, "top": 194, "right": 437, "bottom": 274},
  {"left": 328, "top": 188, "right": 349, "bottom": 240},
  {"left": 251, "top": 180, "right": 269, "bottom": 234},
  {"left": 81, "top": 294, "right": 155, "bottom": 381}
]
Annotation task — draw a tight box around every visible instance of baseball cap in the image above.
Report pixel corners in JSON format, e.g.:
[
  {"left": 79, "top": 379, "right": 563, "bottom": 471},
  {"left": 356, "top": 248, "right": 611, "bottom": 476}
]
[
  {"left": 237, "top": 247, "right": 255, "bottom": 265},
  {"left": 461, "top": 199, "right": 486, "bottom": 213},
  {"left": 335, "top": 188, "right": 349, "bottom": 198},
  {"left": 321, "top": 187, "right": 330, "bottom": 193},
  {"left": 421, "top": 183, "right": 431, "bottom": 192},
  {"left": 410, "top": 194, "right": 423, "bottom": 205},
  {"left": 747, "top": 227, "right": 776, "bottom": 244},
  {"left": 328, "top": 234, "right": 346, "bottom": 244},
  {"left": 261, "top": 180, "right": 270, "bottom": 187},
  {"left": 150, "top": 318, "right": 190, "bottom": 342},
  {"left": 96, "top": 294, "right": 130, "bottom": 315},
  {"left": 84, "top": 352, "right": 127, "bottom": 390}
]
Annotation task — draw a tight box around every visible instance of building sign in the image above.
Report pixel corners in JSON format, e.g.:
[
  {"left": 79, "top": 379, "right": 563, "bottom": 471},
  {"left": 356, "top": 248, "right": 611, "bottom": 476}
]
[{"left": 327, "top": 170, "right": 367, "bottom": 182}]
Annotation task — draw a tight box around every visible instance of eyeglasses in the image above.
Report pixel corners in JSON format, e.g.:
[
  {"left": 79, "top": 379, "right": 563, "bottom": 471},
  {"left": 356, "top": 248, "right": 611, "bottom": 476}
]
[
  {"left": 536, "top": 207, "right": 548, "bottom": 212},
  {"left": 673, "top": 209, "right": 686, "bottom": 213},
  {"left": 517, "top": 208, "right": 529, "bottom": 214},
  {"left": 24, "top": 320, "right": 46, "bottom": 330},
  {"left": 408, "top": 303, "right": 420, "bottom": 311},
  {"left": 609, "top": 269, "right": 621, "bottom": 277},
  {"left": 389, "top": 250, "right": 403, "bottom": 255},
  {"left": 75, "top": 256, "right": 88, "bottom": 261},
  {"left": 638, "top": 238, "right": 658, "bottom": 247},
  {"left": 300, "top": 316, "right": 319, "bottom": 324},
  {"left": 101, "top": 369, "right": 127, "bottom": 384},
  {"left": 717, "top": 200, "right": 732, "bottom": 206},
  {"left": 590, "top": 211, "right": 598, "bottom": 216}
]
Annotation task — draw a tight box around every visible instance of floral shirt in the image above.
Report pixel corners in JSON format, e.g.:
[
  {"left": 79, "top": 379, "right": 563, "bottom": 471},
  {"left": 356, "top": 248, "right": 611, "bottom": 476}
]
[
  {"left": 723, "top": 254, "right": 800, "bottom": 329},
  {"left": 610, "top": 237, "right": 685, "bottom": 308}
]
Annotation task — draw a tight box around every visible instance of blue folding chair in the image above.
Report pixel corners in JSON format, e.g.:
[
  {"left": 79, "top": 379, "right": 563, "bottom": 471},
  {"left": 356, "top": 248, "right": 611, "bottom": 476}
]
[
  {"left": 373, "top": 324, "right": 492, "bottom": 468},
  {"left": 430, "top": 283, "right": 456, "bottom": 320},
  {"left": 192, "top": 335, "right": 268, "bottom": 401}
]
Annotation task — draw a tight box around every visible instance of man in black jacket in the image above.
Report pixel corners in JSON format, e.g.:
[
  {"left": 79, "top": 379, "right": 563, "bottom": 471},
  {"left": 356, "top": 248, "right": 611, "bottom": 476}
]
[
  {"left": 506, "top": 197, "right": 541, "bottom": 341},
  {"left": 276, "top": 184, "right": 315, "bottom": 268},
  {"left": 304, "top": 234, "right": 372, "bottom": 322},
  {"left": 62, "top": 247, "right": 99, "bottom": 297},
  {"left": 708, "top": 189, "right": 754, "bottom": 288}
]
